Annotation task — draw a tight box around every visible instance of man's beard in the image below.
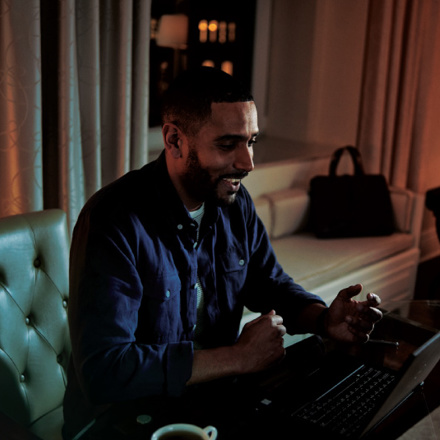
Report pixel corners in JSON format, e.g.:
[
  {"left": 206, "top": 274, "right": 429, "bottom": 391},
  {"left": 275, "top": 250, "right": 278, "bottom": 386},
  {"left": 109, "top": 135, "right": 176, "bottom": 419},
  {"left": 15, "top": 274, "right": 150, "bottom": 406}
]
[{"left": 183, "top": 148, "right": 247, "bottom": 206}]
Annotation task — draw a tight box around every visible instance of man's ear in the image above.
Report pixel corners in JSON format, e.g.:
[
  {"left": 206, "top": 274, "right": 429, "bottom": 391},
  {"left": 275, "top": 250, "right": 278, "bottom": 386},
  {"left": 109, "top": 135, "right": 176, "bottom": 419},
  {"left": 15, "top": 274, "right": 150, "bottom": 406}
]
[{"left": 163, "top": 123, "right": 182, "bottom": 159}]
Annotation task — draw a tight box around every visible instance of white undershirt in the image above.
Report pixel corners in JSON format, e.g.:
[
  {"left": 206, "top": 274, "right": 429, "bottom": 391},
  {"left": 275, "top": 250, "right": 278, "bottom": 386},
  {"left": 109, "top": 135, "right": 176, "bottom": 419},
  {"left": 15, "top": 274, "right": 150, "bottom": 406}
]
[{"left": 189, "top": 204, "right": 206, "bottom": 349}]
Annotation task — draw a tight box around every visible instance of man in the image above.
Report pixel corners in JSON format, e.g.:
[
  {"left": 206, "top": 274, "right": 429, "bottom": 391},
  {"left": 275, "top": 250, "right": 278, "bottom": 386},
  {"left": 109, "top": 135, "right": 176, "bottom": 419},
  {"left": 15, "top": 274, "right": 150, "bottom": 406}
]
[{"left": 63, "top": 67, "right": 382, "bottom": 438}]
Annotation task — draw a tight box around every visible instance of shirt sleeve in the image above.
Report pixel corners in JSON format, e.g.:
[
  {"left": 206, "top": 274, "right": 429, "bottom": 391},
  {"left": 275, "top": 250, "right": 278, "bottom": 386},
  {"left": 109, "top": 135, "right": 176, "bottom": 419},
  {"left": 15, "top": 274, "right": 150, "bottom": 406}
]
[
  {"left": 239, "top": 187, "right": 327, "bottom": 333},
  {"left": 68, "top": 206, "right": 193, "bottom": 405}
]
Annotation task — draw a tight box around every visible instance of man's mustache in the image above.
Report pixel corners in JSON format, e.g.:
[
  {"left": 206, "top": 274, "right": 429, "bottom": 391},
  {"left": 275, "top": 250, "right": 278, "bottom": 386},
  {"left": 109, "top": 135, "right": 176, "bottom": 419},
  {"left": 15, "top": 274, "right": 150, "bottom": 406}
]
[{"left": 220, "top": 172, "right": 249, "bottom": 180}]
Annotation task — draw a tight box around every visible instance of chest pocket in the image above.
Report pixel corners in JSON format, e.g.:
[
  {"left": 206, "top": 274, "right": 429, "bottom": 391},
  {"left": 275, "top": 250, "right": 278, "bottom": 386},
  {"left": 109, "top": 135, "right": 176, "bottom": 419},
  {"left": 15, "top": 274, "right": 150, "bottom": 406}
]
[
  {"left": 140, "top": 272, "right": 183, "bottom": 343},
  {"left": 217, "top": 245, "right": 248, "bottom": 295},
  {"left": 144, "top": 272, "right": 181, "bottom": 302},
  {"left": 219, "top": 248, "right": 248, "bottom": 273}
]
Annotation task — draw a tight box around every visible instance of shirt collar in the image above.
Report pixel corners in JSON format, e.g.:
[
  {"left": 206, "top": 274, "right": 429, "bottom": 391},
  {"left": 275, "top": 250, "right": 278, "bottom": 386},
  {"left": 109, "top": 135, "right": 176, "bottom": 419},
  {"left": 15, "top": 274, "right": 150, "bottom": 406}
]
[{"left": 149, "top": 151, "right": 220, "bottom": 230}]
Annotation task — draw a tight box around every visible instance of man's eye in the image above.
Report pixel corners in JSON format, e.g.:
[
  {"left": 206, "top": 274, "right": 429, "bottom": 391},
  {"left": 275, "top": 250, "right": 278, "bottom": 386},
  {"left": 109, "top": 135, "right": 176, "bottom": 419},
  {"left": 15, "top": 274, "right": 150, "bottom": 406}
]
[
  {"left": 217, "top": 144, "right": 236, "bottom": 150},
  {"left": 248, "top": 138, "right": 258, "bottom": 147}
]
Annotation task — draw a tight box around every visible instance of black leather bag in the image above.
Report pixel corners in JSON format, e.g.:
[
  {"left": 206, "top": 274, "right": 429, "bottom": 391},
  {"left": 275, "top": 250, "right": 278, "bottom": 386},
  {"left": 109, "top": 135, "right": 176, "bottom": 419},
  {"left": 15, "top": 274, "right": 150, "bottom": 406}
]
[{"left": 309, "top": 146, "right": 394, "bottom": 238}]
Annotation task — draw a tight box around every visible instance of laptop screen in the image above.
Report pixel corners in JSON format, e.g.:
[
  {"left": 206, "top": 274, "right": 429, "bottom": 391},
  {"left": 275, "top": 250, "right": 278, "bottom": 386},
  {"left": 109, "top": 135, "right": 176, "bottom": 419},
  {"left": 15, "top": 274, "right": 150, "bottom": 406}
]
[{"left": 363, "top": 330, "right": 440, "bottom": 434}]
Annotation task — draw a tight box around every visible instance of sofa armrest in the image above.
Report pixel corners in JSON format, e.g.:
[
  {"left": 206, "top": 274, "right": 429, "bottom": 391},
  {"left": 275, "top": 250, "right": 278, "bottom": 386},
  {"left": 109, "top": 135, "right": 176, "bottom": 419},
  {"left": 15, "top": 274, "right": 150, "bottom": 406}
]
[
  {"left": 390, "top": 187, "right": 415, "bottom": 233},
  {"left": 389, "top": 187, "right": 424, "bottom": 247}
]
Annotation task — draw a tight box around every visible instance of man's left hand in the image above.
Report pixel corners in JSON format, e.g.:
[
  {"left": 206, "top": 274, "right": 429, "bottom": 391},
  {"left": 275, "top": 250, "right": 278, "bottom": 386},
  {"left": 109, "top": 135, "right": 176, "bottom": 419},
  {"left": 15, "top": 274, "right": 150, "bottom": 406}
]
[{"left": 325, "top": 284, "right": 383, "bottom": 343}]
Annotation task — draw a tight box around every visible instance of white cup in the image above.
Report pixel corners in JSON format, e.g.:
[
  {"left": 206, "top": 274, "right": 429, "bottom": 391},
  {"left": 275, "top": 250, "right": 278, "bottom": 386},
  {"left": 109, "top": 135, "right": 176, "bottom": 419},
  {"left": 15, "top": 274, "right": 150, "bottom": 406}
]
[{"left": 151, "top": 423, "right": 217, "bottom": 440}]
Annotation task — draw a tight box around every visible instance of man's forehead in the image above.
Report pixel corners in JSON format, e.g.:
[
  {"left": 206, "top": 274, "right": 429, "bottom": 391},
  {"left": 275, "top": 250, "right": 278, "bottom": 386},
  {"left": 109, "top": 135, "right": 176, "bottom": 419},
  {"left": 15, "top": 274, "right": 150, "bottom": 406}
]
[
  {"left": 209, "top": 101, "right": 258, "bottom": 128},
  {"left": 210, "top": 100, "right": 256, "bottom": 111}
]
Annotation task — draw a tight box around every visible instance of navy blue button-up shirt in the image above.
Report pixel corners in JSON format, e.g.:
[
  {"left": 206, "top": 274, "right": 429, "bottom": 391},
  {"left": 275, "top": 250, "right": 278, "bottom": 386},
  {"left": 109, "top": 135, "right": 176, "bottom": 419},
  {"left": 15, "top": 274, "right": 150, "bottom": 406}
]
[{"left": 64, "top": 152, "right": 324, "bottom": 436}]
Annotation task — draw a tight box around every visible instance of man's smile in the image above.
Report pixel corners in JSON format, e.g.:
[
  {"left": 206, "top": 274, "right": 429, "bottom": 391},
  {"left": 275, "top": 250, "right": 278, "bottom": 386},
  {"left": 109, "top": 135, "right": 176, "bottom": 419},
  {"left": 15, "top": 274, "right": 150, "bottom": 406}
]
[{"left": 219, "top": 172, "right": 249, "bottom": 192}]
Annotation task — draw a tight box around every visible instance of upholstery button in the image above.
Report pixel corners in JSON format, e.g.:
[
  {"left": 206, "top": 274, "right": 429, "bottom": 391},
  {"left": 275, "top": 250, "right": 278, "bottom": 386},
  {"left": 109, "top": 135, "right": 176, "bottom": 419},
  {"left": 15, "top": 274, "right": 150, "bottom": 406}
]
[
  {"left": 62, "top": 300, "right": 68, "bottom": 308},
  {"left": 25, "top": 317, "right": 30, "bottom": 325},
  {"left": 136, "top": 414, "right": 152, "bottom": 425},
  {"left": 165, "top": 290, "right": 171, "bottom": 299},
  {"left": 20, "top": 374, "right": 25, "bottom": 383},
  {"left": 57, "top": 354, "right": 63, "bottom": 363},
  {"left": 34, "top": 258, "right": 41, "bottom": 268}
]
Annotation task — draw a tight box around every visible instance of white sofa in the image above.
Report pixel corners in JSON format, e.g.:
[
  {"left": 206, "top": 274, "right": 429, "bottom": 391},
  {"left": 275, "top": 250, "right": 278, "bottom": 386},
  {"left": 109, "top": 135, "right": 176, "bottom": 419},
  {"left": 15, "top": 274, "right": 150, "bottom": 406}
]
[{"left": 241, "top": 183, "right": 425, "bottom": 345}]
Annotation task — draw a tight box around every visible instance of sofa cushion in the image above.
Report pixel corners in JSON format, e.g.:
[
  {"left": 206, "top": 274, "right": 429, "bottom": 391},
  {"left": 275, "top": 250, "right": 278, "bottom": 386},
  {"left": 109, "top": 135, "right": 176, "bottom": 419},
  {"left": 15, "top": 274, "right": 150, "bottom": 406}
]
[
  {"left": 253, "top": 196, "right": 272, "bottom": 236},
  {"left": 272, "top": 232, "right": 415, "bottom": 291},
  {"left": 265, "top": 188, "right": 309, "bottom": 239}
]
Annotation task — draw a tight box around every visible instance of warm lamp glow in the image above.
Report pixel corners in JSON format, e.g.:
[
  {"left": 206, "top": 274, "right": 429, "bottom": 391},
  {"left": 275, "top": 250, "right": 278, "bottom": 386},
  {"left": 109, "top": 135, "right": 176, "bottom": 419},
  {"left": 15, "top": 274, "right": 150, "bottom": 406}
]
[
  {"left": 221, "top": 61, "right": 233, "bottom": 76},
  {"left": 156, "top": 14, "right": 188, "bottom": 49},
  {"left": 228, "top": 22, "right": 236, "bottom": 42},
  {"left": 202, "top": 60, "right": 215, "bottom": 68},
  {"left": 208, "top": 21, "right": 218, "bottom": 32},
  {"left": 198, "top": 20, "right": 208, "bottom": 43},
  {"left": 209, "top": 20, "right": 218, "bottom": 42},
  {"left": 219, "top": 21, "right": 227, "bottom": 43}
]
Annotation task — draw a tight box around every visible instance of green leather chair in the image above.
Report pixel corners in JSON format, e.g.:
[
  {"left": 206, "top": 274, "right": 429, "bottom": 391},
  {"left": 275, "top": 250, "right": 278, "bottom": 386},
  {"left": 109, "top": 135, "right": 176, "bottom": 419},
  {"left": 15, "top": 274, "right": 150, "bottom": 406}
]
[{"left": 0, "top": 209, "right": 70, "bottom": 440}]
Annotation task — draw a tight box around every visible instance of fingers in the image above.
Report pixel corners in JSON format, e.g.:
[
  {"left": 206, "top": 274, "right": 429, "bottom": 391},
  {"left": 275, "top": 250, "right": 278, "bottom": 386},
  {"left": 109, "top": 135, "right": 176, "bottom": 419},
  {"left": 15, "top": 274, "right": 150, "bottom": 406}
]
[
  {"left": 361, "top": 305, "right": 383, "bottom": 324},
  {"left": 367, "top": 292, "right": 381, "bottom": 306},
  {"left": 337, "top": 284, "right": 363, "bottom": 301},
  {"left": 238, "top": 310, "right": 286, "bottom": 373},
  {"left": 342, "top": 291, "right": 382, "bottom": 342},
  {"left": 338, "top": 284, "right": 382, "bottom": 320},
  {"left": 327, "top": 284, "right": 384, "bottom": 343},
  {"left": 247, "top": 310, "right": 286, "bottom": 333},
  {"left": 263, "top": 310, "right": 286, "bottom": 337},
  {"left": 345, "top": 306, "right": 383, "bottom": 342},
  {"left": 355, "top": 293, "right": 383, "bottom": 323},
  {"left": 356, "top": 293, "right": 381, "bottom": 310}
]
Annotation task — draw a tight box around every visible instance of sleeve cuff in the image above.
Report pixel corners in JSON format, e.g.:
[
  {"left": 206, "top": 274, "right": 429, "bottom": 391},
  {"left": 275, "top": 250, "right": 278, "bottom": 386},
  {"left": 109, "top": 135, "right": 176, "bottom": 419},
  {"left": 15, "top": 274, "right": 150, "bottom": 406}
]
[{"left": 165, "top": 341, "right": 194, "bottom": 396}]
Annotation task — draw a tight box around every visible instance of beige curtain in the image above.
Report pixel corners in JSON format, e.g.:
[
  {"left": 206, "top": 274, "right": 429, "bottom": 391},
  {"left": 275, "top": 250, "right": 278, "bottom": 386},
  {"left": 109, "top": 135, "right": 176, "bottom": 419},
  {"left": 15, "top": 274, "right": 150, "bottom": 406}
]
[
  {"left": 0, "top": 0, "right": 151, "bottom": 233},
  {"left": 357, "top": 0, "right": 440, "bottom": 192}
]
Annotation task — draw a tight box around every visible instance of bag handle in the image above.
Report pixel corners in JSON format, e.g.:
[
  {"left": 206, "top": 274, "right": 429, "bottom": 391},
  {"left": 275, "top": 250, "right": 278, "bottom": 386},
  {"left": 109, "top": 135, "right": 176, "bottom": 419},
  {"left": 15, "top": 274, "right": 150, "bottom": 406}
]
[{"left": 329, "top": 145, "right": 365, "bottom": 176}]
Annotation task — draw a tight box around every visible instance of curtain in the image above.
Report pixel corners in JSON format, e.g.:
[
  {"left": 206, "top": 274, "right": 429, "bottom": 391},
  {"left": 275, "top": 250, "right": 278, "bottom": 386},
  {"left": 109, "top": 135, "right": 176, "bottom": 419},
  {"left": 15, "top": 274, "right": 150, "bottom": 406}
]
[
  {"left": 357, "top": 0, "right": 440, "bottom": 193},
  {"left": 0, "top": 0, "right": 151, "bottom": 233}
]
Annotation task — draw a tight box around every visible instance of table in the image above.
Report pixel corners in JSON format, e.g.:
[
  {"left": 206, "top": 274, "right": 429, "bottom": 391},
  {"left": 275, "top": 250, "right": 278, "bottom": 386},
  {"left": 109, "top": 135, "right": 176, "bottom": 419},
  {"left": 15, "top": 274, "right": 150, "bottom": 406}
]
[
  {"left": 1, "top": 301, "right": 439, "bottom": 440},
  {"left": 329, "top": 300, "right": 440, "bottom": 439},
  {"left": 79, "top": 300, "right": 440, "bottom": 440},
  {"left": 373, "top": 300, "right": 440, "bottom": 438}
]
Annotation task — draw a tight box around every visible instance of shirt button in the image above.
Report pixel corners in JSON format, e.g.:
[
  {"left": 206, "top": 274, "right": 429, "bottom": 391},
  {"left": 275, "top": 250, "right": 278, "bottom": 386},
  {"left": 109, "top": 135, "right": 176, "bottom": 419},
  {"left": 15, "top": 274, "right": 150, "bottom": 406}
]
[
  {"left": 165, "top": 290, "right": 171, "bottom": 298},
  {"left": 177, "top": 224, "right": 183, "bottom": 230},
  {"left": 193, "top": 242, "right": 198, "bottom": 249},
  {"left": 239, "top": 259, "right": 245, "bottom": 266}
]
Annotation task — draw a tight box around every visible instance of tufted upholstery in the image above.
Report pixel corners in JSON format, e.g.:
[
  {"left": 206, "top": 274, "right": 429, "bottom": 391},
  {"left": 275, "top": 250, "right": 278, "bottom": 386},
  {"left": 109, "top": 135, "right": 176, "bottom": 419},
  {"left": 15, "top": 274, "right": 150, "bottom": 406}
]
[{"left": 0, "top": 210, "right": 70, "bottom": 440}]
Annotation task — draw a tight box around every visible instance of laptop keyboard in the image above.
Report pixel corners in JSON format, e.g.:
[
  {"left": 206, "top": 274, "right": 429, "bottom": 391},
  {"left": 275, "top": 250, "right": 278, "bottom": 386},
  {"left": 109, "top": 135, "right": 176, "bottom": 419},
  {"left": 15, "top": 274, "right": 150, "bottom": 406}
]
[{"left": 293, "top": 365, "right": 397, "bottom": 437}]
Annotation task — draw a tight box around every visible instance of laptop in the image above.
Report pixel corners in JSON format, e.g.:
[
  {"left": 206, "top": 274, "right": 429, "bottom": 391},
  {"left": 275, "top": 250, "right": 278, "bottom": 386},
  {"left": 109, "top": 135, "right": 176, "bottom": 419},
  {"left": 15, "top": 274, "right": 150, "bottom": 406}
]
[{"left": 251, "top": 313, "right": 440, "bottom": 439}]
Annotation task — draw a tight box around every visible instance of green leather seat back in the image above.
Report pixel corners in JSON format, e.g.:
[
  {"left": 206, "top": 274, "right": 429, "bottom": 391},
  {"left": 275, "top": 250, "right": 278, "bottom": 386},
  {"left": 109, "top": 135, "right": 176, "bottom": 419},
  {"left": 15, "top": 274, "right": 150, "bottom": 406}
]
[{"left": 0, "top": 209, "right": 70, "bottom": 440}]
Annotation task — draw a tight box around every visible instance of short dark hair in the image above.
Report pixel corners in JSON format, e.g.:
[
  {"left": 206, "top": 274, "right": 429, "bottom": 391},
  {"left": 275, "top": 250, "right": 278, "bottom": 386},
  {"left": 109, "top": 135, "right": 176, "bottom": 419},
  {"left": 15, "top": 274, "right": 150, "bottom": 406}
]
[{"left": 160, "top": 66, "right": 254, "bottom": 136}]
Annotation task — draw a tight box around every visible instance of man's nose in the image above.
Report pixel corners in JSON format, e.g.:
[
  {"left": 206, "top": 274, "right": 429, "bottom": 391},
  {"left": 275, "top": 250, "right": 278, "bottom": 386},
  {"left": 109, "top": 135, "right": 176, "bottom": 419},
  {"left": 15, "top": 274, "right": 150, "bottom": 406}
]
[{"left": 234, "top": 144, "right": 255, "bottom": 173}]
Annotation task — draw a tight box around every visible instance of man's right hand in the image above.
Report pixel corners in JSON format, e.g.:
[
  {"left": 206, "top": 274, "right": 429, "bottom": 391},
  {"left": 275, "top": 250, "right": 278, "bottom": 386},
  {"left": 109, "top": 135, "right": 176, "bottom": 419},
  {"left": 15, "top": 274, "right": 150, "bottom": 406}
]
[
  {"left": 187, "top": 310, "right": 286, "bottom": 386},
  {"left": 234, "top": 310, "right": 287, "bottom": 374}
]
